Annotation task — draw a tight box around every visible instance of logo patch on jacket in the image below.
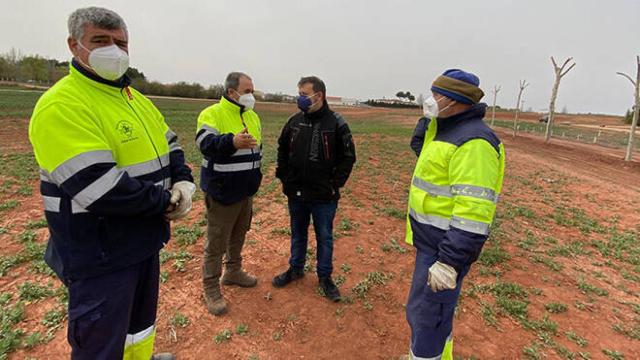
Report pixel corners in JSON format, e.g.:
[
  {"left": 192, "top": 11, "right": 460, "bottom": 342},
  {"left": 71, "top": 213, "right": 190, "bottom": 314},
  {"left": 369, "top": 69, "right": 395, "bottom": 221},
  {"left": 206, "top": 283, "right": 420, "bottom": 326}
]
[{"left": 116, "top": 120, "right": 139, "bottom": 143}]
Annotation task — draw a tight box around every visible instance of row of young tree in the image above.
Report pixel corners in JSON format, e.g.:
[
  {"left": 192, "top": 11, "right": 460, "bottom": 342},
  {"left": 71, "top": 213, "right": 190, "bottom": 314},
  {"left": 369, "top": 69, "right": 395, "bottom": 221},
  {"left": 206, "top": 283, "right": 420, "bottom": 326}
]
[{"left": 490, "top": 56, "right": 639, "bottom": 161}]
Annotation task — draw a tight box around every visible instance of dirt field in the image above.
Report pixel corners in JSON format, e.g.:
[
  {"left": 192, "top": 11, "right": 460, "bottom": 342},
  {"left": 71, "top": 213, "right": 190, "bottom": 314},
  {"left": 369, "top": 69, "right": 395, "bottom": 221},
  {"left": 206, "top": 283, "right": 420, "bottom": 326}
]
[{"left": 1, "top": 95, "right": 639, "bottom": 359}]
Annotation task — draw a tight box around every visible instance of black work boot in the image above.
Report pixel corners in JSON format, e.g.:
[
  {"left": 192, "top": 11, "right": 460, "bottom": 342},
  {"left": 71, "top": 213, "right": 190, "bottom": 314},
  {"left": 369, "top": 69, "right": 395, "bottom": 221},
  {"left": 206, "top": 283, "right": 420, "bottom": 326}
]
[
  {"left": 319, "top": 277, "right": 341, "bottom": 302},
  {"left": 272, "top": 267, "right": 304, "bottom": 288}
]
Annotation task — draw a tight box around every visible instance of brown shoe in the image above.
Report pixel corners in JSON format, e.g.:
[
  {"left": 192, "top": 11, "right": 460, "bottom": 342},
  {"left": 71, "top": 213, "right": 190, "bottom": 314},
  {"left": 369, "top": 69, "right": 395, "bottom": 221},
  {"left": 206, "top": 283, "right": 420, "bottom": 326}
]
[
  {"left": 222, "top": 269, "right": 257, "bottom": 287},
  {"left": 204, "top": 292, "right": 227, "bottom": 316}
]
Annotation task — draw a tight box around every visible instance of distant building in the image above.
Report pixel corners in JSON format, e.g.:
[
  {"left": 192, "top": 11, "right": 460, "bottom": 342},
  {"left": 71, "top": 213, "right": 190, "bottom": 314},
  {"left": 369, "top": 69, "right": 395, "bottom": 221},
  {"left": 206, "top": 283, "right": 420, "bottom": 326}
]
[
  {"left": 326, "top": 96, "right": 359, "bottom": 107},
  {"left": 372, "top": 98, "right": 410, "bottom": 106},
  {"left": 281, "top": 94, "right": 296, "bottom": 102}
]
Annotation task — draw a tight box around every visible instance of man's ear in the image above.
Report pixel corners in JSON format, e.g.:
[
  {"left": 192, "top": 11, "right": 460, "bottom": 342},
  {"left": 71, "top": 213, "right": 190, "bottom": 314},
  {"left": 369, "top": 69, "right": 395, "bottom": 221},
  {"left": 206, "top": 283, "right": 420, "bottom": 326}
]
[{"left": 67, "top": 37, "right": 79, "bottom": 57}]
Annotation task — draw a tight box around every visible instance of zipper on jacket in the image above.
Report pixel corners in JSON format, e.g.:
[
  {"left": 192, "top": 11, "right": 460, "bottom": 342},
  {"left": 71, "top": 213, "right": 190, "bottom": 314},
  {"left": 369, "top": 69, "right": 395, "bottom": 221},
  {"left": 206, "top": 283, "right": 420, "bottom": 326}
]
[
  {"left": 301, "top": 115, "right": 312, "bottom": 188},
  {"left": 125, "top": 87, "right": 133, "bottom": 100},
  {"left": 239, "top": 109, "right": 256, "bottom": 171},
  {"left": 323, "top": 132, "right": 331, "bottom": 160}
]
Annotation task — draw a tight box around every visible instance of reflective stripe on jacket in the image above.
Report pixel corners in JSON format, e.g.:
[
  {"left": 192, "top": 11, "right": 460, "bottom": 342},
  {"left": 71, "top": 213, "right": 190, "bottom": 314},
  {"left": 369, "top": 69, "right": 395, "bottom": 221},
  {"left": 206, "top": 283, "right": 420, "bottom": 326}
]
[
  {"left": 29, "top": 60, "right": 192, "bottom": 282},
  {"left": 406, "top": 103, "right": 505, "bottom": 270}
]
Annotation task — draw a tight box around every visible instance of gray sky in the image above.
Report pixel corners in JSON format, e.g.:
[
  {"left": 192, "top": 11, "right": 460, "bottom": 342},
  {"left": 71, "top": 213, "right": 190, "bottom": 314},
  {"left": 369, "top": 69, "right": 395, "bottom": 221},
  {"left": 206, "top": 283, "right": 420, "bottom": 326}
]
[{"left": 2, "top": 0, "right": 639, "bottom": 114}]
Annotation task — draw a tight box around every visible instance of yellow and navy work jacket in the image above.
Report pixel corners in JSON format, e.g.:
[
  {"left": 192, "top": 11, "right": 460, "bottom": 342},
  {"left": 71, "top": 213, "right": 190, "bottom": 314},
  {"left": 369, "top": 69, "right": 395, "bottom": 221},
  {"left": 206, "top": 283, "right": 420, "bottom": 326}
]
[
  {"left": 196, "top": 95, "right": 262, "bottom": 205},
  {"left": 28, "top": 60, "right": 193, "bottom": 283},
  {"left": 406, "top": 103, "right": 505, "bottom": 271}
]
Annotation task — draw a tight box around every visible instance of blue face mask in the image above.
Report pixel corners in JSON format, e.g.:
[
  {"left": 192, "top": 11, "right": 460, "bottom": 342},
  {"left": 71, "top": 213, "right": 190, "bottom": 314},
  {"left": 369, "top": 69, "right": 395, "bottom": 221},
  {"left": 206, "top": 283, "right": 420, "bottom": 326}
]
[{"left": 296, "top": 92, "right": 318, "bottom": 113}]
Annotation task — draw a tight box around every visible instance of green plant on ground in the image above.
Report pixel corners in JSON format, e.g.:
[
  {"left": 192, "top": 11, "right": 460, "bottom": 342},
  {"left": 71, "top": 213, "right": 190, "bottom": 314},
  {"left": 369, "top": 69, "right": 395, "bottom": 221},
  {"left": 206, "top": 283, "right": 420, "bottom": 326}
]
[
  {"left": 272, "top": 330, "right": 283, "bottom": 341},
  {"left": 235, "top": 323, "right": 248, "bottom": 336},
  {"left": 577, "top": 277, "right": 608, "bottom": 297},
  {"left": 602, "top": 349, "right": 624, "bottom": 360},
  {"left": 480, "top": 301, "right": 498, "bottom": 327},
  {"left": 170, "top": 312, "right": 189, "bottom": 328},
  {"left": 0, "top": 295, "right": 26, "bottom": 357},
  {"left": 42, "top": 307, "right": 66, "bottom": 329},
  {"left": 351, "top": 272, "right": 391, "bottom": 299},
  {"left": 23, "top": 332, "right": 43, "bottom": 349},
  {"left": 478, "top": 244, "right": 511, "bottom": 267},
  {"left": 565, "top": 331, "right": 588, "bottom": 347},
  {"left": 26, "top": 218, "right": 48, "bottom": 230},
  {"left": 214, "top": 329, "right": 232, "bottom": 344},
  {"left": 18, "top": 281, "right": 54, "bottom": 301},
  {"left": 544, "top": 302, "right": 568, "bottom": 314},
  {"left": 531, "top": 254, "right": 563, "bottom": 271},
  {"left": 173, "top": 224, "right": 204, "bottom": 247},
  {"left": 611, "top": 323, "right": 640, "bottom": 340}
]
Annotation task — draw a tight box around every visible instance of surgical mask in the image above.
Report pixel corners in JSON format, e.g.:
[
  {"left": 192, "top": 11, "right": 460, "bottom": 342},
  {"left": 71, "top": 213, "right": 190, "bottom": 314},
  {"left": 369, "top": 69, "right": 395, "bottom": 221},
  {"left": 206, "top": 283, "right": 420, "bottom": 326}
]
[
  {"left": 77, "top": 42, "right": 129, "bottom": 81},
  {"left": 423, "top": 96, "right": 454, "bottom": 118},
  {"left": 237, "top": 93, "right": 256, "bottom": 110},
  {"left": 296, "top": 92, "right": 318, "bottom": 113}
]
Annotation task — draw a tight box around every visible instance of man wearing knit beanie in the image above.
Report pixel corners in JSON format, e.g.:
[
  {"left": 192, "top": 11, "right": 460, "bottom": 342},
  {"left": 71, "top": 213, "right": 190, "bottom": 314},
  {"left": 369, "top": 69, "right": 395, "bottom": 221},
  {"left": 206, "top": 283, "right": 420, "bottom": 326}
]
[
  {"left": 411, "top": 69, "right": 485, "bottom": 155},
  {"left": 405, "top": 69, "right": 506, "bottom": 359}
]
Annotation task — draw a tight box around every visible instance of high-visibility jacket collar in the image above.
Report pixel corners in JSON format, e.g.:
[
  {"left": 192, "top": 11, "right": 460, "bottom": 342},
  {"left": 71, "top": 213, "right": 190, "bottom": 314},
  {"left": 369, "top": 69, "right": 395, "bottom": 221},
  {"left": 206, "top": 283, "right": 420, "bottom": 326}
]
[
  {"left": 220, "top": 94, "right": 247, "bottom": 114},
  {"left": 70, "top": 58, "right": 131, "bottom": 90},
  {"left": 436, "top": 103, "right": 487, "bottom": 131}
]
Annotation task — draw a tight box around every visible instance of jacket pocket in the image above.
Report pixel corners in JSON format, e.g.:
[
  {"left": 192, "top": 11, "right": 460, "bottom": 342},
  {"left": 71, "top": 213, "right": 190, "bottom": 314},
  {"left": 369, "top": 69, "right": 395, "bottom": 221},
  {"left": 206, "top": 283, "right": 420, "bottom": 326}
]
[{"left": 321, "top": 130, "right": 335, "bottom": 161}]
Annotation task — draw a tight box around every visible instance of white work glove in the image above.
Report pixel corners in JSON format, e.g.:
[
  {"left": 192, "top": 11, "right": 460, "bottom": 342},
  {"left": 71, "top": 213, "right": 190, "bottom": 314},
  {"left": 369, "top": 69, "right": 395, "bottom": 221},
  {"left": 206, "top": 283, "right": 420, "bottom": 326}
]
[
  {"left": 427, "top": 261, "right": 458, "bottom": 292},
  {"left": 165, "top": 181, "right": 196, "bottom": 221}
]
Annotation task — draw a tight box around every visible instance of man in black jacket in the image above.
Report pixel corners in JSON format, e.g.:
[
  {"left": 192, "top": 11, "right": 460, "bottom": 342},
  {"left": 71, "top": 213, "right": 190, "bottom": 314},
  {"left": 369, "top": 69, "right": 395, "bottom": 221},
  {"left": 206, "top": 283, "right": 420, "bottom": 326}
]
[{"left": 272, "top": 76, "right": 356, "bottom": 301}]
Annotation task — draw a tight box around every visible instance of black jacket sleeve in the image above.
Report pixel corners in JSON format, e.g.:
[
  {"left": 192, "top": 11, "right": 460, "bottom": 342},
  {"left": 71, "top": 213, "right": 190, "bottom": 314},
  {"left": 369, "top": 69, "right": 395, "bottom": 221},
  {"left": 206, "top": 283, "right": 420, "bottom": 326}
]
[
  {"left": 410, "top": 117, "right": 430, "bottom": 157},
  {"left": 275, "top": 119, "right": 291, "bottom": 181},
  {"left": 197, "top": 130, "right": 236, "bottom": 158},
  {"left": 62, "top": 163, "right": 172, "bottom": 217},
  {"left": 333, "top": 122, "right": 356, "bottom": 188}
]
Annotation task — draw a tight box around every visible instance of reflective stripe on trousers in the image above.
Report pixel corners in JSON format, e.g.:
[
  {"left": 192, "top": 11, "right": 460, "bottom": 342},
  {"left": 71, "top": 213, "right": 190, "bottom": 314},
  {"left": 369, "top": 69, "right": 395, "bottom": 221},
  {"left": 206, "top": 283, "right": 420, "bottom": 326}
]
[{"left": 123, "top": 325, "right": 156, "bottom": 360}]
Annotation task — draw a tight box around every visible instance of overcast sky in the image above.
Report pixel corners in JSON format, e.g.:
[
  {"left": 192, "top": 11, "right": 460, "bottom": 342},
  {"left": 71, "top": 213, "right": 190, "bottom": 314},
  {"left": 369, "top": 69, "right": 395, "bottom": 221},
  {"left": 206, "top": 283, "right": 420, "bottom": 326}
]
[{"left": 1, "top": 0, "right": 639, "bottom": 114}]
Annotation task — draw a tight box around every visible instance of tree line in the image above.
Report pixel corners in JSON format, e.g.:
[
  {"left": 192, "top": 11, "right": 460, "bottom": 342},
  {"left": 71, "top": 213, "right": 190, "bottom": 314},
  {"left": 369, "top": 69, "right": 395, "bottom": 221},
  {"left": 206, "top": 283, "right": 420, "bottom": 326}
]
[{"left": 0, "top": 49, "right": 293, "bottom": 101}]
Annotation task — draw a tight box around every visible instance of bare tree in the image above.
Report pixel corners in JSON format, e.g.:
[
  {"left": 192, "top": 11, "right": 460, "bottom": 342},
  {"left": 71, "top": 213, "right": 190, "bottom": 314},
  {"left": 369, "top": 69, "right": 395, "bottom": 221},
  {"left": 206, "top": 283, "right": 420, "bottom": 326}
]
[
  {"left": 616, "top": 55, "right": 640, "bottom": 162},
  {"left": 545, "top": 57, "right": 576, "bottom": 142},
  {"left": 513, "top": 80, "right": 529, "bottom": 137},
  {"left": 491, "top": 85, "right": 501, "bottom": 126}
]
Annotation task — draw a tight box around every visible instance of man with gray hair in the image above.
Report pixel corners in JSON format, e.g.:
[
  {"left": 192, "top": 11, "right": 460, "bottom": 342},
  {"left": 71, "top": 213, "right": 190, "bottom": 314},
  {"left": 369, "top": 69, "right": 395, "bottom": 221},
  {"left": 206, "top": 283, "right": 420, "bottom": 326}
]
[
  {"left": 29, "top": 6, "right": 193, "bottom": 360},
  {"left": 196, "top": 72, "right": 262, "bottom": 315}
]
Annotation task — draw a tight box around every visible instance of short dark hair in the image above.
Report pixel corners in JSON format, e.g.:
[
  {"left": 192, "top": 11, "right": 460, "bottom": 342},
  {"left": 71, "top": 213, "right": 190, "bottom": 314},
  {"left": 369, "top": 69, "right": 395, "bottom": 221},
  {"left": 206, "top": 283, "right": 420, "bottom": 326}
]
[
  {"left": 298, "top": 76, "right": 326, "bottom": 98},
  {"left": 225, "top": 72, "right": 251, "bottom": 94}
]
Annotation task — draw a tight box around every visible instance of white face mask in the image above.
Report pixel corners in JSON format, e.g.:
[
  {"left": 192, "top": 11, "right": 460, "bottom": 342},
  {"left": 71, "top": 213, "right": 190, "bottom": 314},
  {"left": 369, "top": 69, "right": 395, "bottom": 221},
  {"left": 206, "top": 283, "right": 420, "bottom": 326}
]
[
  {"left": 77, "top": 42, "right": 129, "bottom": 81},
  {"left": 238, "top": 93, "right": 256, "bottom": 110},
  {"left": 423, "top": 96, "right": 454, "bottom": 118}
]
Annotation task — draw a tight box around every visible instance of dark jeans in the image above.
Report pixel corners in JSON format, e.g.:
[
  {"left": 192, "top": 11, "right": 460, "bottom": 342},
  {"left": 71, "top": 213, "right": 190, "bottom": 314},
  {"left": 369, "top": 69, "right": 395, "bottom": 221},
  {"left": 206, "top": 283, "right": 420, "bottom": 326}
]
[{"left": 288, "top": 198, "right": 338, "bottom": 278}]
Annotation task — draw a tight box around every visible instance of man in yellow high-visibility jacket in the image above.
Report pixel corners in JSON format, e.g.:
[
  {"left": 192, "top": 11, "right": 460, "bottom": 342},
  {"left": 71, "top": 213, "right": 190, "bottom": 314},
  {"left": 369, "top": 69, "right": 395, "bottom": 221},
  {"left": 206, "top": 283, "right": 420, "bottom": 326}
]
[
  {"left": 196, "top": 72, "right": 262, "bottom": 316},
  {"left": 29, "top": 7, "right": 193, "bottom": 360},
  {"left": 405, "top": 69, "right": 505, "bottom": 360}
]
